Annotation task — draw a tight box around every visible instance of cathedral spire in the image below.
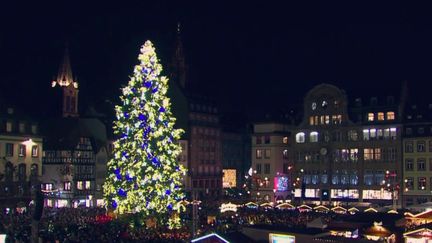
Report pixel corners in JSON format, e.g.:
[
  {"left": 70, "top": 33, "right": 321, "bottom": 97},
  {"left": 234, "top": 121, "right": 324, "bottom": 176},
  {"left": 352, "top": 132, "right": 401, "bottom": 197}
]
[
  {"left": 52, "top": 44, "right": 79, "bottom": 118},
  {"left": 171, "top": 22, "right": 188, "bottom": 89}
]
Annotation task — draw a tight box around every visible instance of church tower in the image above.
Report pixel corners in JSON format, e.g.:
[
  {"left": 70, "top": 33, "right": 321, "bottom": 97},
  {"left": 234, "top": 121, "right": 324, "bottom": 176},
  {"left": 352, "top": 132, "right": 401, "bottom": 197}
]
[
  {"left": 51, "top": 46, "right": 79, "bottom": 118},
  {"left": 170, "top": 23, "right": 188, "bottom": 89}
]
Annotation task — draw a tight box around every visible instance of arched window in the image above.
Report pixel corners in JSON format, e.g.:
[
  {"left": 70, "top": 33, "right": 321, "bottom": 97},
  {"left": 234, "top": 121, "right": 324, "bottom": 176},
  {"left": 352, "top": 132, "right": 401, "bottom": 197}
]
[
  {"left": 310, "top": 132, "right": 319, "bottom": 142},
  {"left": 18, "top": 163, "right": 26, "bottom": 181},
  {"left": 295, "top": 132, "right": 305, "bottom": 143}
]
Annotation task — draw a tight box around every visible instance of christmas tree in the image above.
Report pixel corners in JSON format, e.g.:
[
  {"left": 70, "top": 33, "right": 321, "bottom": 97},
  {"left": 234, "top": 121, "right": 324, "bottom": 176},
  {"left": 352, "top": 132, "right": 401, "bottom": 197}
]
[{"left": 103, "top": 40, "right": 186, "bottom": 228}]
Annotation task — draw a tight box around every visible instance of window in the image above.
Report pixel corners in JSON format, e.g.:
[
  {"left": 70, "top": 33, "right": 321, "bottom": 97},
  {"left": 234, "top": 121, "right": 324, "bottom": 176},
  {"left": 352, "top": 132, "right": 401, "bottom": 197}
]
[
  {"left": 405, "top": 141, "right": 414, "bottom": 153},
  {"left": 256, "top": 164, "right": 262, "bottom": 174},
  {"left": 390, "top": 128, "right": 397, "bottom": 139},
  {"left": 264, "top": 164, "right": 270, "bottom": 174},
  {"left": 85, "top": 181, "right": 91, "bottom": 190},
  {"left": 77, "top": 181, "right": 84, "bottom": 190},
  {"left": 31, "top": 125, "right": 38, "bottom": 134},
  {"left": 348, "top": 130, "right": 358, "bottom": 141},
  {"left": 387, "top": 112, "right": 395, "bottom": 120},
  {"left": 283, "top": 149, "right": 288, "bottom": 159},
  {"left": 350, "top": 149, "right": 359, "bottom": 161},
  {"left": 64, "top": 182, "right": 71, "bottom": 191},
  {"left": 256, "top": 149, "right": 263, "bottom": 159},
  {"left": 256, "top": 136, "right": 262, "bottom": 144},
  {"left": 18, "top": 164, "right": 26, "bottom": 181},
  {"left": 42, "top": 184, "right": 53, "bottom": 191},
  {"left": 377, "top": 112, "right": 384, "bottom": 121},
  {"left": 6, "top": 122, "right": 12, "bottom": 132},
  {"left": 295, "top": 132, "right": 305, "bottom": 143},
  {"left": 368, "top": 113, "right": 374, "bottom": 121},
  {"left": 405, "top": 159, "right": 414, "bottom": 171},
  {"left": 363, "top": 129, "right": 370, "bottom": 140},
  {"left": 430, "top": 159, "right": 432, "bottom": 171},
  {"left": 19, "top": 145, "right": 26, "bottom": 157},
  {"left": 418, "top": 177, "right": 427, "bottom": 190},
  {"left": 374, "top": 171, "right": 385, "bottom": 186},
  {"left": 6, "top": 143, "right": 13, "bottom": 157},
  {"left": 325, "top": 115, "right": 330, "bottom": 125},
  {"left": 374, "top": 148, "right": 381, "bottom": 160},
  {"left": 310, "top": 132, "right": 318, "bottom": 142},
  {"left": 417, "top": 141, "right": 426, "bottom": 152},
  {"left": 321, "top": 172, "right": 328, "bottom": 184},
  {"left": 264, "top": 136, "right": 270, "bottom": 144},
  {"left": 429, "top": 141, "right": 432, "bottom": 152},
  {"left": 388, "top": 147, "right": 396, "bottom": 161},
  {"left": 30, "top": 164, "right": 38, "bottom": 177},
  {"left": 332, "top": 171, "right": 339, "bottom": 185},
  {"left": 364, "top": 171, "right": 374, "bottom": 186},
  {"left": 406, "top": 128, "right": 412, "bottom": 135},
  {"left": 77, "top": 181, "right": 91, "bottom": 190},
  {"left": 31, "top": 145, "right": 38, "bottom": 157},
  {"left": 418, "top": 127, "right": 425, "bottom": 134},
  {"left": 283, "top": 137, "right": 288, "bottom": 144},
  {"left": 418, "top": 159, "right": 426, "bottom": 171},
  {"left": 264, "top": 149, "right": 271, "bottom": 159},
  {"left": 19, "top": 123, "right": 25, "bottom": 133},
  {"left": 363, "top": 148, "right": 373, "bottom": 161},
  {"left": 283, "top": 163, "right": 289, "bottom": 174},
  {"left": 405, "top": 178, "right": 414, "bottom": 190},
  {"left": 309, "top": 116, "right": 314, "bottom": 125}
]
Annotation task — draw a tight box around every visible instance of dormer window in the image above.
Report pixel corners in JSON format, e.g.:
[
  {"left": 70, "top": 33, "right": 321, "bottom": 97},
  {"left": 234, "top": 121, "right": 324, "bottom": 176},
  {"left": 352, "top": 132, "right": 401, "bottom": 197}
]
[
  {"left": 377, "top": 112, "right": 384, "bottom": 121},
  {"left": 368, "top": 113, "right": 374, "bottom": 121},
  {"left": 386, "top": 112, "right": 395, "bottom": 120},
  {"left": 311, "top": 102, "right": 317, "bottom": 110},
  {"left": 321, "top": 101, "right": 328, "bottom": 109},
  {"left": 310, "top": 132, "right": 319, "bottom": 142},
  {"left": 296, "top": 132, "right": 305, "bottom": 143}
]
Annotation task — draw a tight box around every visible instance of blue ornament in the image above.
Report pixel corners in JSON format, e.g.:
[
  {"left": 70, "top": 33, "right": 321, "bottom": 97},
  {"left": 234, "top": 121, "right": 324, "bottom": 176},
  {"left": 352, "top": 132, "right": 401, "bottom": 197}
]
[
  {"left": 144, "top": 81, "right": 152, "bottom": 88},
  {"left": 165, "top": 189, "right": 171, "bottom": 196},
  {"left": 159, "top": 107, "right": 165, "bottom": 112},
  {"left": 125, "top": 173, "right": 133, "bottom": 181},
  {"left": 138, "top": 114, "right": 147, "bottom": 121},
  {"left": 122, "top": 151, "right": 128, "bottom": 158},
  {"left": 114, "top": 168, "right": 120, "bottom": 175},
  {"left": 131, "top": 88, "right": 137, "bottom": 93},
  {"left": 152, "top": 87, "right": 158, "bottom": 93},
  {"left": 122, "top": 133, "right": 128, "bottom": 139},
  {"left": 124, "top": 112, "right": 129, "bottom": 119},
  {"left": 118, "top": 189, "right": 127, "bottom": 197},
  {"left": 152, "top": 157, "right": 159, "bottom": 166},
  {"left": 167, "top": 204, "right": 173, "bottom": 210},
  {"left": 112, "top": 200, "right": 117, "bottom": 209},
  {"left": 116, "top": 174, "right": 122, "bottom": 180}
]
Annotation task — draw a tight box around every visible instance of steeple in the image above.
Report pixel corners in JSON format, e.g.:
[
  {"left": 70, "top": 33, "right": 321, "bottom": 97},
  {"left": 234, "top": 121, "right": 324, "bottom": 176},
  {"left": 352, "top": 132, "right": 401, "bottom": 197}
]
[
  {"left": 171, "top": 22, "right": 188, "bottom": 89},
  {"left": 52, "top": 45, "right": 79, "bottom": 118}
]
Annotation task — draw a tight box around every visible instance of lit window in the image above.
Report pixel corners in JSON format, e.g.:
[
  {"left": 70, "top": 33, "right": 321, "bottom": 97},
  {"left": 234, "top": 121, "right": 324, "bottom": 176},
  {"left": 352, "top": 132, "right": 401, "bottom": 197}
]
[
  {"left": 64, "top": 182, "right": 71, "bottom": 191},
  {"left": 363, "top": 148, "right": 373, "bottom": 161},
  {"left": 19, "top": 123, "right": 25, "bottom": 133},
  {"left": 377, "top": 112, "right": 384, "bottom": 121},
  {"left": 387, "top": 112, "right": 395, "bottom": 120},
  {"left": 295, "top": 132, "right": 305, "bottom": 143},
  {"left": 370, "top": 129, "right": 376, "bottom": 139},
  {"left": 363, "top": 129, "right": 370, "bottom": 140},
  {"left": 322, "top": 100, "right": 328, "bottom": 109},
  {"left": 19, "top": 145, "right": 26, "bottom": 157},
  {"left": 309, "top": 116, "right": 314, "bottom": 125},
  {"left": 325, "top": 115, "right": 330, "bottom": 125},
  {"left": 390, "top": 128, "right": 397, "bottom": 139},
  {"left": 77, "top": 181, "right": 84, "bottom": 190},
  {"left": 6, "top": 122, "right": 12, "bottom": 132},
  {"left": 282, "top": 137, "right": 288, "bottom": 144},
  {"left": 374, "top": 148, "right": 381, "bottom": 160},
  {"left": 310, "top": 132, "right": 318, "bottom": 142},
  {"left": 368, "top": 113, "right": 374, "bottom": 121},
  {"left": 256, "top": 149, "right": 263, "bottom": 159},
  {"left": 283, "top": 149, "right": 288, "bottom": 159},
  {"left": 85, "top": 181, "right": 91, "bottom": 190},
  {"left": 31, "top": 145, "right": 38, "bottom": 157},
  {"left": 418, "top": 177, "right": 427, "bottom": 190}
]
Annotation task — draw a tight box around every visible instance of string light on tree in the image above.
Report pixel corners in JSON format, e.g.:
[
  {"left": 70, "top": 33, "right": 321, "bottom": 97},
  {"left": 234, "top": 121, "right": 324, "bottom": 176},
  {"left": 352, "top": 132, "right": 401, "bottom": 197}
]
[{"left": 103, "top": 40, "right": 186, "bottom": 229}]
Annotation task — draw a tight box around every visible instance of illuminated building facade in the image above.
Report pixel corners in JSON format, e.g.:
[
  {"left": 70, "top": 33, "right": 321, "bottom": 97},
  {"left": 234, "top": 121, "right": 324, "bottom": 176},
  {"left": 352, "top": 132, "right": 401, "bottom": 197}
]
[
  {"left": 40, "top": 47, "right": 110, "bottom": 208},
  {"left": 292, "top": 84, "right": 402, "bottom": 205},
  {"left": 402, "top": 104, "right": 432, "bottom": 206},
  {"left": 0, "top": 107, "right": 43, "bottom": 207},
  {"left": 251, "top": 122, "right": 293, "bottom": 202}
]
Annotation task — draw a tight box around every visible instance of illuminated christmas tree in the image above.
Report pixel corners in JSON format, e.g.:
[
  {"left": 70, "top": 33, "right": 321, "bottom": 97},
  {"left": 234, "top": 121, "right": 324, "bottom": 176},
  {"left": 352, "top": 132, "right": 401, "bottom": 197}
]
[{"left": 103, "top": 40, "right": 186, "bottom": 228}]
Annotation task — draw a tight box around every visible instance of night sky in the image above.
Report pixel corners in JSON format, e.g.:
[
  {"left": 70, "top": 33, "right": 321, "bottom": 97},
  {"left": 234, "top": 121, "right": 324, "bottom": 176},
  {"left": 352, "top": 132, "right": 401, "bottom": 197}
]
[{"left": 1, "top": 2, "right": 432, "bottom": 119}]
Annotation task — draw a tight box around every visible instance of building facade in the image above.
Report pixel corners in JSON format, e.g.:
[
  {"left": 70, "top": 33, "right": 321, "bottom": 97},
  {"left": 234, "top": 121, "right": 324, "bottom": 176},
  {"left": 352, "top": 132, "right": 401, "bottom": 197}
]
[
  {"left": 0, "top": 107, "right": 43, "bottom": 208},
  {"left": 402, "top": 104, "right": 432, "bottom": 206},
  {"left": 292, "top": 84, "right": 402, "bottom": 206},
  {"left": 40, "top": 47, "right": 110, "bottom": 208},
  {"left": 251, "top": 122, "right": 293, "bottom": 203}
]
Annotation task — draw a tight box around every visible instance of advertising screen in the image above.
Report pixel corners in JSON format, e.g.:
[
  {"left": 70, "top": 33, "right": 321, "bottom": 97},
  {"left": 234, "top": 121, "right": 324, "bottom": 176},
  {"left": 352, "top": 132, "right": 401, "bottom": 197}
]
[
  {"left": 274, "top": 176, "right": 289, "bottom": 192},
  {"left": 269, "top": 233, "right": 295, "bottom": 243}
]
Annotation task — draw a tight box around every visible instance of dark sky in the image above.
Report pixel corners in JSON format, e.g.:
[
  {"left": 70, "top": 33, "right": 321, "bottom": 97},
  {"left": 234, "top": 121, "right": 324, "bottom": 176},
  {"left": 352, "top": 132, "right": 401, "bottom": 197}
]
[{"left": 1, "top": 2, "right": 431, "bottom": 118}]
